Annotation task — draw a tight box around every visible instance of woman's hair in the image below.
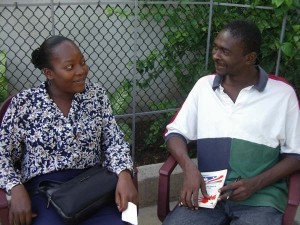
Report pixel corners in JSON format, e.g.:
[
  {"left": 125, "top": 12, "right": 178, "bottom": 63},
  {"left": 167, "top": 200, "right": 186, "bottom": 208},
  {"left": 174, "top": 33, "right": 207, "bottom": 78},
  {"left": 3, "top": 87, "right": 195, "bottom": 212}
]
[
  {"left": 222, "top": 20, "right": 262, "bottom": 63},
  {"left": 31, "top": 36, "right": 73, "bottom": 70}
]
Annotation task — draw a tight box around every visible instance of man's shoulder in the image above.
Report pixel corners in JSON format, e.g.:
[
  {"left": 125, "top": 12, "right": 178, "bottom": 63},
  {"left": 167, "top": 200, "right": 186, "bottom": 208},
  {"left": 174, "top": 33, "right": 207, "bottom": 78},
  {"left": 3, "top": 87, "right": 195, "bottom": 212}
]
[
  {"left": 193, "top": 74, "right": 217, "bottom": 88},
  {"left": 267, "top": 74, "right": 297, "bottom": 93},
  {"left": 200, "top": 74, "right": 216, "bottom": 80}
]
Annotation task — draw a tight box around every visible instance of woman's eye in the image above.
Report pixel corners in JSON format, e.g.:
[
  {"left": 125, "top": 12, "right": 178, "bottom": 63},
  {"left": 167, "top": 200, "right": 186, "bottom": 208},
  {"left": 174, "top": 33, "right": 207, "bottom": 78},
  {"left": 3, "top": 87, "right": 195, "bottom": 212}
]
[{"left": 66, "top": 65, "right": 73, "bottom": 70}]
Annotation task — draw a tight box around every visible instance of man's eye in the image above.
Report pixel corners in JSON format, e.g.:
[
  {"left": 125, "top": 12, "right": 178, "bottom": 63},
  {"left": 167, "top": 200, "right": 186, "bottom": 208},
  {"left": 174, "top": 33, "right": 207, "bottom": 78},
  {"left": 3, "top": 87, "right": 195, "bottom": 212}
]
[{"left": 223, "top": 50, "right": 230, "bottom": 56}]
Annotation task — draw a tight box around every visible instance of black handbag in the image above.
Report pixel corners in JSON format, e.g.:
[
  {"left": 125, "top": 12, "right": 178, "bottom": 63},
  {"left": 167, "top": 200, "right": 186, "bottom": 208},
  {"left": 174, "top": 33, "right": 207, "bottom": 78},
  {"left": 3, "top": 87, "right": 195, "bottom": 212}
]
[{"left": 38, "top": 166, "right": 118, "bottom": 224}]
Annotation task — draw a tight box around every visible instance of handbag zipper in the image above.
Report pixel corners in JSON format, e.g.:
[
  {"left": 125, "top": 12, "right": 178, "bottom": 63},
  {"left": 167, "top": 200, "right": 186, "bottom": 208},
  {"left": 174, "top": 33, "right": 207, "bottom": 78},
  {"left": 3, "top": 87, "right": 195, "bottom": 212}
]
[{"left": 47, "top": 196, "right": 52, "bottom": 208}]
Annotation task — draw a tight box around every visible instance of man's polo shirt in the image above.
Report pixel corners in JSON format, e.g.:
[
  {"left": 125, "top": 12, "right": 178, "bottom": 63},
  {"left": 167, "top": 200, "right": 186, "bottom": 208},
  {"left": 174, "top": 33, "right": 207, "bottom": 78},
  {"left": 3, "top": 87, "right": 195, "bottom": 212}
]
[{"left": 164, "top": 67, "right": 300, "bottom": 212}]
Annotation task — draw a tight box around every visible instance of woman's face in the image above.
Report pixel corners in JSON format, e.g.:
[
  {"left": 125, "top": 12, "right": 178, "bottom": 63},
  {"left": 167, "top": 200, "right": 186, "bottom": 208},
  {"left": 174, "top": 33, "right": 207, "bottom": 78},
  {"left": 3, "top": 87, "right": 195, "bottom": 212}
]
[{"left": 46, "top": 40, "right": 89, "bottom": 95}]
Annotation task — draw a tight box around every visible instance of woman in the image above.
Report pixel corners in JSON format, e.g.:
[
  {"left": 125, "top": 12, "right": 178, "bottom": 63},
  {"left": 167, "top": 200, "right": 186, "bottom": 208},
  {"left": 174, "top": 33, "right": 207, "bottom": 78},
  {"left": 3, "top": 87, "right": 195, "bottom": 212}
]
[{"left": 0, "top": 36, "right": 138, "bottom": 225}]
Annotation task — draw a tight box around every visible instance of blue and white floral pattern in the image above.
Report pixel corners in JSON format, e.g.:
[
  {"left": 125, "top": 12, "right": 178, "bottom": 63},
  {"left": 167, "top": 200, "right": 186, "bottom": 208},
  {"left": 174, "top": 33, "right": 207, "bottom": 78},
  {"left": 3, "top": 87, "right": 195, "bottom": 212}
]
[{"left": 0, "top": 82, "right": 133, "bottom": 192}]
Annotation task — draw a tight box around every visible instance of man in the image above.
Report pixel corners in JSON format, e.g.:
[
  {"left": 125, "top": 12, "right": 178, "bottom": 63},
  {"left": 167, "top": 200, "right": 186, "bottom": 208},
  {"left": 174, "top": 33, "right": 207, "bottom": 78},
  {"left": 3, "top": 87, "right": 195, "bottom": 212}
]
[{"left": 163, "top": 20, "right": 300, "bottom": 225}]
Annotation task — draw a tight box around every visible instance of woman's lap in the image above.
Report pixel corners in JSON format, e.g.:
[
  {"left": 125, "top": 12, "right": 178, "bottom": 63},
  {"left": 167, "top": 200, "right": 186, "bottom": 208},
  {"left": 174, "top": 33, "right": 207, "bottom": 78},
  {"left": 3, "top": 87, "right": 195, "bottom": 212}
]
[
  {"left": 31, "top": 194, "right": 125, "bottom": 225},
  {"left": 26, "top": 170, "right": 126, "bottom": 225}
]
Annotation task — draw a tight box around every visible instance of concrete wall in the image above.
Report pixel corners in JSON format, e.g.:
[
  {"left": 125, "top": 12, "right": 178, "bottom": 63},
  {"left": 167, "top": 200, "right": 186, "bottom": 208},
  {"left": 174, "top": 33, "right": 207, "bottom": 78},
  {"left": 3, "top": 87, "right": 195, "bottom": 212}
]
[{"left": 137, "top": 158, "right": 197, "bottom": 208}]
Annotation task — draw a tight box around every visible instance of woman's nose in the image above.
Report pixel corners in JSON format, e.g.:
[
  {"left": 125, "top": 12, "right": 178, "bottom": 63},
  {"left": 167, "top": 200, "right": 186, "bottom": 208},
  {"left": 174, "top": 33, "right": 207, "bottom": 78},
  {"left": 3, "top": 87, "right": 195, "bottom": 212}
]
[{"left": 75, "top": 65, "right": 85, "bottom": 75}]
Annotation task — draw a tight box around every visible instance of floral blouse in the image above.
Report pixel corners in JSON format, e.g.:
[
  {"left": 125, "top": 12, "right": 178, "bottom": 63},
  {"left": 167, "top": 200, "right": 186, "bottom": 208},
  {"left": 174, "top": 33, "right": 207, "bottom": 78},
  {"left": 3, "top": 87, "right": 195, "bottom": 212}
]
[{"left": 0, "top": 82, "right": 133, "bottom": 193}]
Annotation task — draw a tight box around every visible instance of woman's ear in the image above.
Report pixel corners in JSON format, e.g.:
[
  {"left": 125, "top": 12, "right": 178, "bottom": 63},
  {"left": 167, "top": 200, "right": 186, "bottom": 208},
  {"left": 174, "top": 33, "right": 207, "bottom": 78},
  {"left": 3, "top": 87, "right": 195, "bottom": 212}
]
[
  {"left": 246, "top": 52, "right": 257, "bottom": 65},
  {"left": 43, "top": 68, "right": 53, "bottom": 80}
]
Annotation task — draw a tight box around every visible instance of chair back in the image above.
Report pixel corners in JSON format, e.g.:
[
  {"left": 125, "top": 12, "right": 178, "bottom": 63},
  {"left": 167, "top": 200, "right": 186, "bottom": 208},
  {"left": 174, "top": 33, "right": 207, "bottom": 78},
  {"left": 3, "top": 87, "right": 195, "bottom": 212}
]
[
  {"left": 0, "top": 95, "right": 13, "bottom": 225},
  {"left": 0, "top": 95, "right": 13, "bottom": 125}
]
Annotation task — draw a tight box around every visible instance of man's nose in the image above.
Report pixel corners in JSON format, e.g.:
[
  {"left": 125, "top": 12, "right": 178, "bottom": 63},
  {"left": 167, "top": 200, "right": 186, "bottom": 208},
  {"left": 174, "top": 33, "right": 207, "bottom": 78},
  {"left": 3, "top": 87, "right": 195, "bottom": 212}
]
[{"left": 212, "top": 50, "right": 221, "bottom": 60}]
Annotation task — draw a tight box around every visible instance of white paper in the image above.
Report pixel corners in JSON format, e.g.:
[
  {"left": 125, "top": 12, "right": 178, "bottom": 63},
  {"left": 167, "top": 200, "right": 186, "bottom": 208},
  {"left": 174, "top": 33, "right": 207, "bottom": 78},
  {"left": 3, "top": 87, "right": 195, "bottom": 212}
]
[
  {"left": 198, "top": 169, "right": 227, "bottom": 208},
  {"left": 122, "top": 202, "right": 138, "bottom": 225}
]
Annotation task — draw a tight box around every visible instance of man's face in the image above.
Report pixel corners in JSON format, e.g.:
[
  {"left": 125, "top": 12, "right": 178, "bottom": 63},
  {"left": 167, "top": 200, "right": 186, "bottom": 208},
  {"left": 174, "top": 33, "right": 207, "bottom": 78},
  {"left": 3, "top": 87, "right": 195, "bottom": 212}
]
[{"left": 212, "top": 30, "right": 249, "bottom": 76}]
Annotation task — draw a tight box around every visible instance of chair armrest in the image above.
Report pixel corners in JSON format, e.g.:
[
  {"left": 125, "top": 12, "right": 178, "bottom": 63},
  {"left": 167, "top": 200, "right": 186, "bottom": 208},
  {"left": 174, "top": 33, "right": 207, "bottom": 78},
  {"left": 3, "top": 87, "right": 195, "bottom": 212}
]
[
  {"left": 133, "top": 167, "right": 138, "bottom": 193},
  {"left": 157, "top": 155, "right": 178, "bottom": 222},
  {"left": 0, "top": 189, "right": 8, "bottom": 209},
  {"left": 0, "top": 188, "right": 9, "bottom": 225},
  {"left": 0, "top": 95, "right": 13, "bottom": 124},
  {"left": 283, "top": 170, "right": 300, "bottom": 225}
]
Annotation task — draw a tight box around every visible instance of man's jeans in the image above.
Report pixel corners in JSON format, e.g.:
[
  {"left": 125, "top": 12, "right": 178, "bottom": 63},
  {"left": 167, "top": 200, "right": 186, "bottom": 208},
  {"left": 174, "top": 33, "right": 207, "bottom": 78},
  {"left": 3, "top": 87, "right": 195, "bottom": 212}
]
[{"left": 162, "top": 201, "right": 282, "bottom": 225}]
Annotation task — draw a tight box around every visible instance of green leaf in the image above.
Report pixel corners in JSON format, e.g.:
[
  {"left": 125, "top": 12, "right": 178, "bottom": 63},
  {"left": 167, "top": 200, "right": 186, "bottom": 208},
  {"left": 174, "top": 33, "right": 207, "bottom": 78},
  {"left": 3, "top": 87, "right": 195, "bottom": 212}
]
[
  {"left": 272, "top": 0, "right": 285, "bottom": 7},
  {"left": 118, "top": 122, "right": 132, "bottom": 144},
  {"left": 292, "top": 25, "right": 300, "bottom": 33},
  {"left": 281, "top": 42, "right": 295, "bottom": 57},
  {"left": 109, "top": 80, "right": 132, "bottom": 115},
  {"left": 0, "top": 76, "right": 8, "bottom": 102},
  {"left": 0, "top": 50, "right": 6, "bottom": 66},
  {"left": 153, "top": 13, "right": 162, "bottom": 22},
  {"left": 0, "top": 50, "right": 8, "bottom": 102},
  {"left": 294, "top": 0, "right": 300, "bottom": 8},
  {"left": 0, "top": 65, "right": 5, "bottom": 78},
  {"left": 104, "top": 6, "right": 113, "bottom": 17},
  {"left": 285, "top": 0, "right": 294, "bottom": 7}
]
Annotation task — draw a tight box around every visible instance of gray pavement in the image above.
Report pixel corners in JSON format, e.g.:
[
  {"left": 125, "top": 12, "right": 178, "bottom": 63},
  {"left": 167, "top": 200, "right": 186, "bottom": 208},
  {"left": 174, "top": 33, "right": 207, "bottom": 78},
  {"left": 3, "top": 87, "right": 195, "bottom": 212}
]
[
  {"left": 139, "top": 203, "right": 162, "bottom": 225},
  {"left": 139, "top": 201, "right": 177, "bottom": 225},
  {"left": 138, "top": 202, "right": 300, "bottom": 225}
]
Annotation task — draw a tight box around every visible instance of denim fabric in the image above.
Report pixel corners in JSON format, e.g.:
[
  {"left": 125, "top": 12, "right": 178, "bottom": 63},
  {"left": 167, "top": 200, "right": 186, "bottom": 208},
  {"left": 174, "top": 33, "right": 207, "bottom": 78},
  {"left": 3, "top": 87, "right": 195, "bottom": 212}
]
[{"left": 162, "top": 201, "right": 282, "bottom": 225}]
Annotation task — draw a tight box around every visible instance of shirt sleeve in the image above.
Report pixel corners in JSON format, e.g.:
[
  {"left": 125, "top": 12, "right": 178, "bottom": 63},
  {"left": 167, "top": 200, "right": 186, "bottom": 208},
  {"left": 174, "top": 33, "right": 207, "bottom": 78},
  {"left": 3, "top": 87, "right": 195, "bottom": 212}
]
[
  {"left": 99, "top": 91, "right": 133, "bottom": 175},
  {"left": 280, "top": 91, "right": 300, "bottom": 156},
  {"left": 164, "top": 80, "right": 200, "bottom": 143},
  {"left": 0, "top": 96, "right": 24, "bottom": 193}
]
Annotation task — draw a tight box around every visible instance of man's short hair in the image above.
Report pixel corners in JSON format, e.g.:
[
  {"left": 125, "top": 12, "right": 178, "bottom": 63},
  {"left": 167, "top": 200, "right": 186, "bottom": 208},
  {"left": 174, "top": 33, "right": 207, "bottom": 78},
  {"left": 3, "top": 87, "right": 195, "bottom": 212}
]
[{"left": 222, "top": 20, "right": 262, "bottom": 59}]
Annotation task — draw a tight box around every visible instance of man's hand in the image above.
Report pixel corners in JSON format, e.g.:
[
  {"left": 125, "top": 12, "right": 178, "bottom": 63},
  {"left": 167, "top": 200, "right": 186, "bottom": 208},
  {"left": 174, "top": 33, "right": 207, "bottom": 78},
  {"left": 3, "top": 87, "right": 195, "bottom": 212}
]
[
  {"left": 9, "top": 184, "right": 36, "bottom": 225},
  {"left": 219, "top": 177, "right": 258, "bottom": 201},
  {"left": 115, "top": 170, "right": 138, "bottom": 212},
  {"left": 180, "top": 162, "right": 209, "bottom": 209}
]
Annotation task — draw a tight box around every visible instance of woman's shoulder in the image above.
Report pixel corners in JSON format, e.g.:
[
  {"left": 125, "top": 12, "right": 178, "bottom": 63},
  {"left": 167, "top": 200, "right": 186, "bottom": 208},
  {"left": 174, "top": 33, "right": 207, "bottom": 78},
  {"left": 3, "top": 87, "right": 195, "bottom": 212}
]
[
  {"left": 86, "top": 83, "right": 106, "bottom": 93},
  {"left": 81, "top": 83, "right": 110, "bottom": 105},
  {"left": 13, "top": 84, "right": 46, "bottom": 105}
]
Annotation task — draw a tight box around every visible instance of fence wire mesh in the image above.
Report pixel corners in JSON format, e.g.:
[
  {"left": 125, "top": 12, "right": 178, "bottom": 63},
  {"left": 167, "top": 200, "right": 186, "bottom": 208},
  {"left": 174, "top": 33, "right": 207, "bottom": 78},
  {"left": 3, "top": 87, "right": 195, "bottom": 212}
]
[{"left": 0, "top": 1, "right": 299, "bottom": 165}]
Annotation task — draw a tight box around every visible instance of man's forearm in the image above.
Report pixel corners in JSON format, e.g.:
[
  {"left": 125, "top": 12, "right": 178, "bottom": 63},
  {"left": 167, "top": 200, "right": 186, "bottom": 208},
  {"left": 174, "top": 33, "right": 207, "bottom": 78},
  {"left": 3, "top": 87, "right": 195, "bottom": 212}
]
[{"left": 253, "top": 156, "right": 300, "bottom": 191}]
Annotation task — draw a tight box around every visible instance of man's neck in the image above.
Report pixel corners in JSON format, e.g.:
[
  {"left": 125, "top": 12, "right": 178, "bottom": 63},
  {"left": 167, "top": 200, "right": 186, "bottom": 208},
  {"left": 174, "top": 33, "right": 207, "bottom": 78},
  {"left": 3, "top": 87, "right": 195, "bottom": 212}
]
[{"left": 221, "top": 67, "right": 259, "bottom": 102}]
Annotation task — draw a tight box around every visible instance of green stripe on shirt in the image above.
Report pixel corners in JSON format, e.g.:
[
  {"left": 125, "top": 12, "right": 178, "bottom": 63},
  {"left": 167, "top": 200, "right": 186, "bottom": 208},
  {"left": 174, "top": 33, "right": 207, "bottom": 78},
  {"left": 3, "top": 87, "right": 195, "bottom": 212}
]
[{"left": 228, "top": 138, "right": 287, "bottom": 212}]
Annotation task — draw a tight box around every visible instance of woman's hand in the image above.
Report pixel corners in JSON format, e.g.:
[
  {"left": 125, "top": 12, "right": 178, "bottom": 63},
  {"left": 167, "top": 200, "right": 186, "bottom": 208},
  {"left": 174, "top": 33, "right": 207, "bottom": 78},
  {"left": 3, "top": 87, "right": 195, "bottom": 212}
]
[
  {"left": 115, "top": 170, "right": 139, "bottom": 212},
  {"left": 9, "top": 184, "right": 36, "bottom": 225}
]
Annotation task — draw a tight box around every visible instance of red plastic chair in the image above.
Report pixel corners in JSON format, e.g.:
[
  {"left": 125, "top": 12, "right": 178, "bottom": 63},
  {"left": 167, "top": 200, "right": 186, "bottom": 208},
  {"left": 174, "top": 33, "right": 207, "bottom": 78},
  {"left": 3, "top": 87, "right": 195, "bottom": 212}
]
[
  {"left": 0, "top": 95, "right": 13, "bottom": 225},
  {"left": 157, "top": 154, "right": 300, "bottom": 225},
  {"left": 0, "top": 95, "right": 139, "bottom": 225}
]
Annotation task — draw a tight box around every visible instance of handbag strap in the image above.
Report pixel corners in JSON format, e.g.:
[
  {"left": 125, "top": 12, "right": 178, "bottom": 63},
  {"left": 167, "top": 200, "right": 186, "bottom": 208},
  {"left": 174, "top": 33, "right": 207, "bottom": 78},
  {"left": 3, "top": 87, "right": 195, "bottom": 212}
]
[{"left": 38, "top": 180, "right": 63, "bottom": 195}]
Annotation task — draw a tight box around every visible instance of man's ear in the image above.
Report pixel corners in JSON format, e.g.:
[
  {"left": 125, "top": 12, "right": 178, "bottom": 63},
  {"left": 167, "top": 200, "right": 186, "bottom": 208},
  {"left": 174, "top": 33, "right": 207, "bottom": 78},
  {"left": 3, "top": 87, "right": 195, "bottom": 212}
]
[
  {"left": 245, "top": 52, "right": 257, "bottom": 65},
  {"left": 43, "top": 68, "right": 53, "bottom": 80}
]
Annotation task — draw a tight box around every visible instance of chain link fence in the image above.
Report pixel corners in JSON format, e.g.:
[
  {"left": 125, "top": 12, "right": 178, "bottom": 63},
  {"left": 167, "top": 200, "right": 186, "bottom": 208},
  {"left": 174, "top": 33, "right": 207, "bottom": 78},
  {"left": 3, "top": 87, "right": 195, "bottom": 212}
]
[{"left": 0, "top": 1, "right": 299, "bottom": 165}]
